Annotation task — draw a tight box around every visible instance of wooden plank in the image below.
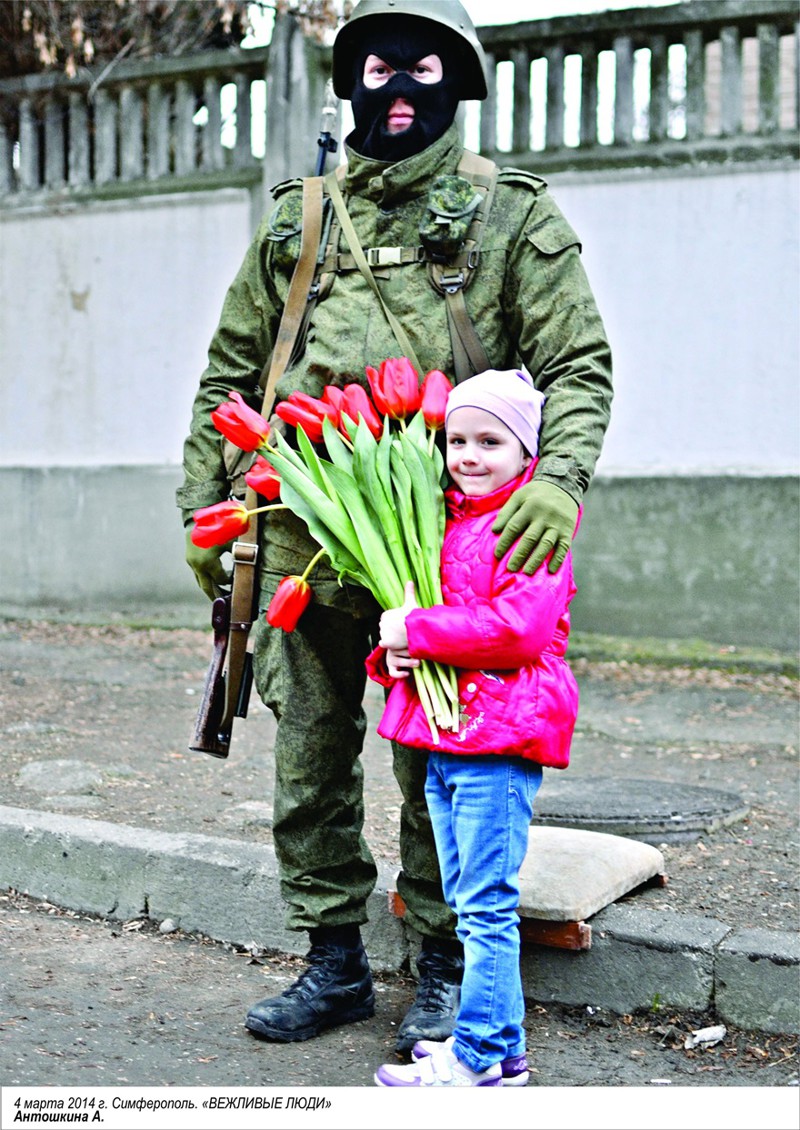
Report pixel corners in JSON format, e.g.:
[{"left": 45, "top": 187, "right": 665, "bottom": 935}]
[
  {"left": 519, "top": 918, "right": 592, "bottom": 951},
  {"left": 389, "top": 891, "right": 592, "bottom": 951}
]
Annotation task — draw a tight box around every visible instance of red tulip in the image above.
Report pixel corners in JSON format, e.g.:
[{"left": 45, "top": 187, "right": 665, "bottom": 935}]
[
  {"left": 211, "top": 392, "right": 270, "bottom": 452},
  {"left": 191, "top": 501, "right": 250, "bottom": 548},
  {"left": 266, "top": 575, "right": 313, "bottom": 631},
  {"left": 420, "top": 369, "right": 453, "bottom": 430},
  {"left": 365, "top": 357, "right": 421, "bottom": 419},
  {"left": 245, "top": 455, "right": 281, "bottom": 500},
  {"left": 340, "top": 383, "right": 383, "bottom": 438},
  {"left": 322, "top": 385, "right": 345, "bottom": 415},
  {"left": 275, "top": 392, "right": 339, "bottom": 443}
]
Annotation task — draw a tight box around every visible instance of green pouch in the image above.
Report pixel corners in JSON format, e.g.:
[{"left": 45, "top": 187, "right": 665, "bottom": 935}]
[
  {"left": 419, "top": 175, "right": 482, "bottom": 261},
  {"left": 266, "top": 192, "right": 304, "bottom": 271}
]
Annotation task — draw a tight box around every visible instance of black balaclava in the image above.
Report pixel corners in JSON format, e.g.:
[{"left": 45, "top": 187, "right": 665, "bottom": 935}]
[{"left": 349, "top": 18, "right": 462, "bottom": 162}]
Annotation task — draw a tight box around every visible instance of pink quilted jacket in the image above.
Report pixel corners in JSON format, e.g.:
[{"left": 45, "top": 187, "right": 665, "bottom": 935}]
[{"left": 365, "top": 463, "right": 579, "bottom": 767}]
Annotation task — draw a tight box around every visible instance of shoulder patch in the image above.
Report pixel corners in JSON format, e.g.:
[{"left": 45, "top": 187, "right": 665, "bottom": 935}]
[
  {"left": 498, "top": 167, "right": 548, "bottom": 192},
  {"left": 270, "top": 176, "right": 304, "bottom": 199}
]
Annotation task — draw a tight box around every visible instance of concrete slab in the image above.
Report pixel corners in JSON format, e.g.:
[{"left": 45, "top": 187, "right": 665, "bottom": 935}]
[
  {"left": 715, "top": 927, "right": 800, "bottom": 1034},
  {"left": 522, "top": 905, "right": 732, "bottom": 1015},
  {"left": 0, "top": 805, "right": 407, "bottom": 974},
  {"left": 1, "top": 804, "right": 797, "bottom": 1032},
  {"left": 518, "top": 826, "right": 665, "bottom": 921}
]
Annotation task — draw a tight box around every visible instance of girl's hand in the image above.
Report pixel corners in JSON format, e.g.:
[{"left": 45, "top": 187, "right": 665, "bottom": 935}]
[
  {"left": 379, "top": 581, "right": 418, "bottom": 651},
  {"left": 385, "top": 645, "right": 420, "bottom": 680}
]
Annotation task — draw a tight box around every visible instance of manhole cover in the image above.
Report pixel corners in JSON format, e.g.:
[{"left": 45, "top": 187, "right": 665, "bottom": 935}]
[{"left": 535, "top": 776, "right": 749, "bottom": 843}]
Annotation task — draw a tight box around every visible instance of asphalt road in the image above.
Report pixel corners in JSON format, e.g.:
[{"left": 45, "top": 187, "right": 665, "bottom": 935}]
[{"left": 1, "top": 893, "right": 797, "bottom": 1130}]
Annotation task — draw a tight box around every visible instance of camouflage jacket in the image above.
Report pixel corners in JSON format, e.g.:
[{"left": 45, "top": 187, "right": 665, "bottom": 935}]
[{"left": 177, "top": 124, "right": 613, "bottom": 612}]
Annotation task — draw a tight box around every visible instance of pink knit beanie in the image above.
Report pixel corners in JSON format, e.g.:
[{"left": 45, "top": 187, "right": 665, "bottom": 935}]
[{"left": 445, "top": 369, "right": 545, "bottom": 457}]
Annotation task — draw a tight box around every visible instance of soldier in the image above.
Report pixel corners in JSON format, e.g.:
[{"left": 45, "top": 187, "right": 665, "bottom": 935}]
[{"left": 178, "top": 0, "right": 612, "bottom": 1053}]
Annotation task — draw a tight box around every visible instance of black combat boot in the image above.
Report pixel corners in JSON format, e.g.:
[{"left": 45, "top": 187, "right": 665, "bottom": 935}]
[
  {"left": 245, "top": 926, "right": 375, "bottom": 1042},
  {"left": 395, "top": 936, "right": 464, "bottom": 1054}
]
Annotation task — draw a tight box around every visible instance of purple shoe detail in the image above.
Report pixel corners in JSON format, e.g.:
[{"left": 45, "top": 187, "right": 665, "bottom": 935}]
[
  {"left": 375, "top": 1044, "right": 503, "bottom": 1087},
  {"left": 412, "top": 1038, "right": 529, "bottom": 1086}
]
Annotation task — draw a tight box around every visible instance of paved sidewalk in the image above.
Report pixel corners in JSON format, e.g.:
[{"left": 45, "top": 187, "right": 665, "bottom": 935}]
[{"left": 0, "top": 618, "right": 798, "bottom": 1040}]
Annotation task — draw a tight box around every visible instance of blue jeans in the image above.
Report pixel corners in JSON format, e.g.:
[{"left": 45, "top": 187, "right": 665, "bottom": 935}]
[{"left": 424, "top": 752, "right": 543, "bottom": 1074}]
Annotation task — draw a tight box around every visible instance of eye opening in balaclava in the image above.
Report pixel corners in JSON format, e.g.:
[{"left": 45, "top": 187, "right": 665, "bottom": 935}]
[{"left": 349, "top": 15, "right": 464, "bottom": 162}]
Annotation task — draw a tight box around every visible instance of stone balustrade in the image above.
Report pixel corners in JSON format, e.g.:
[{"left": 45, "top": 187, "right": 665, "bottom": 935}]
[
  {"left": 476, "top": 0, "right": 798, "bottom": 170},
  {"left": 0, "top": 45, "right": 269, "bottom": 200}
]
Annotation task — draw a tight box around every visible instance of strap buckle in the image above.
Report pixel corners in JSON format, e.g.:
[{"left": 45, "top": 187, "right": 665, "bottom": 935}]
[
  {"left": 232, "top": 542, "right": 258, "bottom": 565},
  {"left": 367, "top": 246, "right": 403, "bottom": 267},
  {"left": 440, "top": 271, "right": 465, "bottom": 294}
]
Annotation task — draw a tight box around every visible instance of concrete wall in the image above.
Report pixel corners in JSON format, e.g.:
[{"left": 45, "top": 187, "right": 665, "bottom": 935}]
[
  {"left": 0, "top": 188, "right": 254, "bottom": 466},
  {"left": 550, "top": 161, "right": 800, "bottom": 477},
  {"left": 1, "top": 162, "right": 798, "bottom": 648}
]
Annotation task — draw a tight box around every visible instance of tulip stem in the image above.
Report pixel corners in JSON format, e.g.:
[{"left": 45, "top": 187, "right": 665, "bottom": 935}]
[
  {"left": 247, "top": 504, "right": 287, "bottom": 517},
  {"left": 299, "top": 546, "right": 329, "bottom": 583}
]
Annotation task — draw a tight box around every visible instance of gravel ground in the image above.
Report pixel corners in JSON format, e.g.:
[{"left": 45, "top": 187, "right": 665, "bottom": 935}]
[
  {"left": 1, "top": 620, "right": 797, "bottom": 1116},
  {"left": 1, "top": 890, "right": 797, "bottom": 1094},
  {"left": 0, "top": 619, "right": 796, "bottom": 935}
]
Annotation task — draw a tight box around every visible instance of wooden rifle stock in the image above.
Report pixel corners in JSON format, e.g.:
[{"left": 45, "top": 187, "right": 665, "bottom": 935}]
[{"left": 190, "top": 595, "right": 253, "bottom": 758}]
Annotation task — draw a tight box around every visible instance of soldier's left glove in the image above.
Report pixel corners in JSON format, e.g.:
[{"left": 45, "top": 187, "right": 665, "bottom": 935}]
[
  {"left": 185, "top": 528, "right": 233, "bottom": 601},
  {"left": 492, "top": 480, "right": 578, "bottom": 575}
]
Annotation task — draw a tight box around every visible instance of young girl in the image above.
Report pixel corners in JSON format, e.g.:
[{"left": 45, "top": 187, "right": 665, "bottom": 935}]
[{"left": 367, "top": 368, "right": 580, "bottom": 1088}]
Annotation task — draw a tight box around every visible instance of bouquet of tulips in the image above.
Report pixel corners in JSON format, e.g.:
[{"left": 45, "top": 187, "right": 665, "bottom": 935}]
[{"left": 191, "top": 358, "right": 459, "bottom": 742}]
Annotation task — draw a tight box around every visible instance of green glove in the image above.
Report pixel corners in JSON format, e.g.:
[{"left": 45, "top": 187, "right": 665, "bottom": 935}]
[
  {"left": 184, "top": 527, "right": 233, "bottom": 601},
  {"left": 492, "top": 480, "right": 579, "bottom": 575}
]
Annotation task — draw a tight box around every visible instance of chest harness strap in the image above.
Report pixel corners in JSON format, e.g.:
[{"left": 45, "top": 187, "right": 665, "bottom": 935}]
[{"left": 314, "top": 152, "right": 498, "bottom": 383}]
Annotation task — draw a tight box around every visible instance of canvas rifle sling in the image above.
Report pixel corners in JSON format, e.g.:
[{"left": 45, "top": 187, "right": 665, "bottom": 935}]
[{"left": 221, "top": 175, "right": 325, "bottom": 732}]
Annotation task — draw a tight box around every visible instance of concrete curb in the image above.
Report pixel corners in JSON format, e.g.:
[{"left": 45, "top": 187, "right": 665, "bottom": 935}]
[{"left": 1, "top": 805, "right": 797, "bottom": 1035}]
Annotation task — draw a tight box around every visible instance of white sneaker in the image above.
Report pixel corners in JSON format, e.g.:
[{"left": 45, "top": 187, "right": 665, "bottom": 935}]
[
  {"left": 412, "top": 1037, "right": 530, "bottom": 1086},
  {"left": 375, "top": 1037, "right": 502, "bottom": 1087}
]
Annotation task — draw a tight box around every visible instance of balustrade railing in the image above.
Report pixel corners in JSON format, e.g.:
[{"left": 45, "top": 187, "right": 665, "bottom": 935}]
[
  {"left": 0, "top": 2, "right": 797, "bottom": 205},
  {"left": 476, "top": 0, "right": 798, "bottom": 170},
  {"left": 0, "top": 45, "right": 269, "bottom": 200}
]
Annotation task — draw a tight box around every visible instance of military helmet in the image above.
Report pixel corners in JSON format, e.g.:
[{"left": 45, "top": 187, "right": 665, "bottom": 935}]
[{"left": 332, "top": 0, "right": 488, "bottom": 101}]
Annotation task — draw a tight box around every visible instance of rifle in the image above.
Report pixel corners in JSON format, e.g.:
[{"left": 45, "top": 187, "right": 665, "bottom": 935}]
[
  {"left": 190, "top": 594, "right": 254, "bottom": 758},
  {"left": 189, "top": 89, "right": 337, "bottom": 759},
  {"left": 315, "top": 80, "right": 339, "bottom": 177}
]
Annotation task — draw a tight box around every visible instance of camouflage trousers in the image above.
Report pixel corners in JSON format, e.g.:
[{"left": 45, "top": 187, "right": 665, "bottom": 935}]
[{"left": 252, "top": 602, "right": 456, "bottom": 940}]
